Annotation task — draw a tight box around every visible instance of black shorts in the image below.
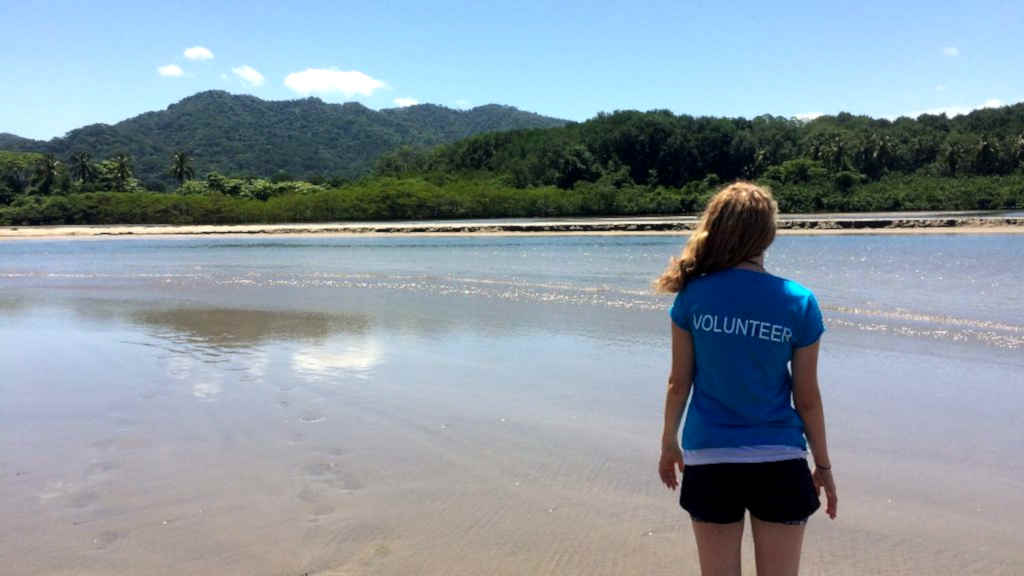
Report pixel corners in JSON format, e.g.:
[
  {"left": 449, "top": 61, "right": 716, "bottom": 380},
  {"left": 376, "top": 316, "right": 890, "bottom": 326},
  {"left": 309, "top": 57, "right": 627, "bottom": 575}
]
[{"left": 680, "top": 458, "right": 820, "bottom": 524}]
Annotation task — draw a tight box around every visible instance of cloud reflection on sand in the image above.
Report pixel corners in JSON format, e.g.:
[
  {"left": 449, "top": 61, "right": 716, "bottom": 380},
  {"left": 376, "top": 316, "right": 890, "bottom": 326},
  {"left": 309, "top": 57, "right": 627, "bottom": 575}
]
[
  {"left": 162, "top": 349, "right": 225, "bottom": 400},
  {"left": 243, "top": 349, "right": 269, "bottom": 382},
  {"left": 191, "top": 375, "right": 223, "bottom": 401},
  {"left": 116, "top": 305, "right": 377, "bottom": 399},
  {"left": 291, "top": 338, "right": 380, "bottom": 380}
]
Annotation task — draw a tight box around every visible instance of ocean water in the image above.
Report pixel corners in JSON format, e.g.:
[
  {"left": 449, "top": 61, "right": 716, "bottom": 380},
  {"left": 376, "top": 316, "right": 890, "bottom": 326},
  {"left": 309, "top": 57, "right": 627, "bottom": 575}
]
[{"left": 1, "top": 234, "right": 1022, "bottom": 575}]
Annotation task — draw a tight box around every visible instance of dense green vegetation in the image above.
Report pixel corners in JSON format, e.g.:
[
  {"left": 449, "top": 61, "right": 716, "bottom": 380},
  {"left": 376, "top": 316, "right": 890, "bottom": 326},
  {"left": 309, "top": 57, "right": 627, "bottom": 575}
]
[
  {"left": 2, "top": 170, "right": 1022, "bottom": 226},
  {"left": 2, "top": 101, "right": 1024, "bottom": 226},
  {"left": 375, "top": 104, "right": 1024, "bottom": 197},
  {"left": 0, "top": 91, "right": 567, "bottom": 186}
]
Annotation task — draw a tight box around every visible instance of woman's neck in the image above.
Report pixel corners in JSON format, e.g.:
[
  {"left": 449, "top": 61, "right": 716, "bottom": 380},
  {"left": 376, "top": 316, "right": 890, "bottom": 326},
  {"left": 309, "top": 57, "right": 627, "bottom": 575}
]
[{"left": 734, "top": 255, "right": 765, "bottom": 272}]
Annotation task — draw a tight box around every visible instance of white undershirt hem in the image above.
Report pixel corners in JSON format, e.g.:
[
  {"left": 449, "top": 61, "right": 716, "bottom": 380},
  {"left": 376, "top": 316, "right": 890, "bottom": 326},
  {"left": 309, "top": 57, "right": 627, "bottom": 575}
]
[{"left": 683, "top": 445, "right": 807, "bottom": 465}]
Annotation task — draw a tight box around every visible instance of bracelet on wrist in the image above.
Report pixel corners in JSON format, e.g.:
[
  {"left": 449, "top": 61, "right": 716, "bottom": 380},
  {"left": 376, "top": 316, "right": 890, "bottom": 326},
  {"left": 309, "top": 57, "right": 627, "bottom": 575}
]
[{"left": 815, "top": 463, "right": 831, "bottom": 471}]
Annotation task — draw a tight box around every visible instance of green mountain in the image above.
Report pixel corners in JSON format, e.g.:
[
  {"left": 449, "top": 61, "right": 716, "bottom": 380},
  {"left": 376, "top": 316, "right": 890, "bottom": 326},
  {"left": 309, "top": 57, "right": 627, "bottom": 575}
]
[{"left": 0, "top": 91, "right": 567, "bottom": 186}]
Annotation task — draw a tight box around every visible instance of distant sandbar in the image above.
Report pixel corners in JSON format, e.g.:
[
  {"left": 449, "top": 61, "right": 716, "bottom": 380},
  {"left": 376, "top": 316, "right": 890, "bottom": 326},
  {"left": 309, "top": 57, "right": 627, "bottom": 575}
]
[{"left": 2, "top": 214, "right": 1022, "bottom": 239}]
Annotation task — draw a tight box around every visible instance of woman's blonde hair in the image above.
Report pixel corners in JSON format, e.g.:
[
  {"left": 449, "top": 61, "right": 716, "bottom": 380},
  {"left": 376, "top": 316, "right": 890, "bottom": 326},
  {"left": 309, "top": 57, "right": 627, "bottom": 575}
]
[{"left": 655, "top": 181, "right": 778, "bottom": 293}]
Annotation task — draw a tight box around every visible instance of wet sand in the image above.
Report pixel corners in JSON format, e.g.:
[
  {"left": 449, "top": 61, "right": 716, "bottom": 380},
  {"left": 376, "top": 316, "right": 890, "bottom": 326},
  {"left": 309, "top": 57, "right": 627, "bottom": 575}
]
[
  {"left": 1, "top": 235, "right": 1022, "bottom": 575},
  {"left": 1, "top": 212, "right": 1023, "bottom": 238}
]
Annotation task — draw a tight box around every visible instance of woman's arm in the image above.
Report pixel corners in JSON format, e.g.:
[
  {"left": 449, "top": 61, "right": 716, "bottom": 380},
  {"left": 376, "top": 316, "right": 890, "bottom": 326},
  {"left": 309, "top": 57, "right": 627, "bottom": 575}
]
[
  {"left": 792, "top": 340, "right": 838, "bottom": 518},
  {"left": 659, "top": 322, "right": 693, "bottom": 490}
]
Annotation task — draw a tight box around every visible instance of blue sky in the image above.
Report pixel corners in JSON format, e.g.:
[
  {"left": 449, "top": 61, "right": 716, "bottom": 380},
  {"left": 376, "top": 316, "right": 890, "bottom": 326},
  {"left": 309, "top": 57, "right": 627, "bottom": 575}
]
[{"left": 2, "top": 0, "right": 1022, "bottom": 140}]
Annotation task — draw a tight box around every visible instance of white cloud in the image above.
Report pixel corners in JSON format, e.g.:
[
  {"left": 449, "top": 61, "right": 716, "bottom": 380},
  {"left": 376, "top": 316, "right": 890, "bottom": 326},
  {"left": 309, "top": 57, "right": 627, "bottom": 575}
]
[
  {"left": 157, "top": 64, "right": 184, "bottom": 77},
  {"left": 794, "top": 112, "right": 823, "bottom": 121},
  {"left": 943, "top": 46, "right": 959, "bottom": 57},
  {"left": 454, "top": 99, "right": 471, "bottom": 109},
  {"left": 232, "top": 65, "right": 265, "bottom": 87},
  {"left": 184, "top": 46, "right": 214, "bottom": 61},
  {"left": 393, "top": 97, "right": 418, "bottom": 107},
  {"left": 935, "top": 84, "right": 946, "bottom": 92},
  {"left": 909, "top": 98, "right": 1003, "bottom": 118},
  {"left": 283, "top": 68, "right": 386, "bottom": 97}
]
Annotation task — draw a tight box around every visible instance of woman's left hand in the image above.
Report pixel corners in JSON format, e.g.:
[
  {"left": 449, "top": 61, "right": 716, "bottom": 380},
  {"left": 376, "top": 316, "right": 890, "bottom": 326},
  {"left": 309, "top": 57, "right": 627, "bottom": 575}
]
[{"left": 659, "top": 444, "right": 684, "bottom": 490}]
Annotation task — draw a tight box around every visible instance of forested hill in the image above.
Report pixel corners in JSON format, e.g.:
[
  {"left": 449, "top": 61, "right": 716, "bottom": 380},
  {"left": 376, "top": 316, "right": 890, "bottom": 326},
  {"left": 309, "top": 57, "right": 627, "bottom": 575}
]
[
  {"left": 371, "top": 102, "right": 1024, "bottom": 211},
  {"left": 0, "top": 91, "right": 567, "bottom": 186},
  {"left": 3, "top": 101, "right": 1024, "bottom": 226}
]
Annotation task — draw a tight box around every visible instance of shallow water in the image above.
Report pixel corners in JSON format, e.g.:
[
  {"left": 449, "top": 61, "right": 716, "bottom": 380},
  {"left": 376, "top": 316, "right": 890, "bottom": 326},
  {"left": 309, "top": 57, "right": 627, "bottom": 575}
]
[{"left": 1, "top": 234, "right": 1022, "bottom": 575}]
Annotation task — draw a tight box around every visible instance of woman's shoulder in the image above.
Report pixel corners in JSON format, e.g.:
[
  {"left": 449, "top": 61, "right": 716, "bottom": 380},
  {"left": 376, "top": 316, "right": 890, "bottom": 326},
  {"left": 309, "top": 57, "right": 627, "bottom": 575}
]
[
  {"left": 774, "top": 275, "right": 816, "bottom": 298},
  {"left": 769, "top": 275, "right": 820, "bottom": 312}
]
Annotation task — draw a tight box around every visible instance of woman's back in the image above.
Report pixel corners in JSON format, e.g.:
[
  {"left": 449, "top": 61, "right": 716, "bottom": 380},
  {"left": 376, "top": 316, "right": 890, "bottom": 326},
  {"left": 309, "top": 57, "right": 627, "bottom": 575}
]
[
  {"left": 669, "top": 268, "right": 824, "bottom": 455},
  {"left": 657, "top": 182, "right": 836, "bottom": 576}
]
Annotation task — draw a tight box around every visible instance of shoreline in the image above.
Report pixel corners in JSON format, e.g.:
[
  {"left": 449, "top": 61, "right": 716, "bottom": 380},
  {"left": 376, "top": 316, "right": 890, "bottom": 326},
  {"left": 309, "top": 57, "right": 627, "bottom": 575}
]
[{"left": 1, "top": 215, "right": 1023, "bottom": 238}]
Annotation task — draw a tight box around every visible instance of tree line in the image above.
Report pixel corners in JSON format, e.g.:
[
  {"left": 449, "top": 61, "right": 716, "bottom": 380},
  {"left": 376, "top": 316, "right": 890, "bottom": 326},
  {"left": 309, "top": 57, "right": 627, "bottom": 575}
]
[
  {"left": 377, "top": 106, "right": 1024, "bottom": 190},
  {"left": 2, "top": 103, "right": 1024, "bottom": 225}
]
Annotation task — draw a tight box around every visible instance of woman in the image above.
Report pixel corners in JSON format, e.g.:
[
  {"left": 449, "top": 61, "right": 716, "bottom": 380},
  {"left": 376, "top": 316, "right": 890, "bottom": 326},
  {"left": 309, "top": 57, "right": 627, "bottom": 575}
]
[{"left": 656, "top": 182, "right": 837, "bottom": 576}]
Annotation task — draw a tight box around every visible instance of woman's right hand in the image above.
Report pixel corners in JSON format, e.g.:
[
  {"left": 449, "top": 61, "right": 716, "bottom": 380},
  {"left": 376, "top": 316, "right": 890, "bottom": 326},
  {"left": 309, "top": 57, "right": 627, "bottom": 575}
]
[
  {"left": 813, "top": 467, "right": 838, "bottom": 519},
  {"left": 659, "top": 444, "right": 684, "bottom": 490}
]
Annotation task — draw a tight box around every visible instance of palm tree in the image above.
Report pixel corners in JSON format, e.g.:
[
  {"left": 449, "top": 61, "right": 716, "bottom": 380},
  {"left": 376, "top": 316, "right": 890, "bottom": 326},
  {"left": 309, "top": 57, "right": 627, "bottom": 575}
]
[
  {"left": 34, "top": 155, "right": 61, "bottom": 195},
  {"left": 942, "top": 141, "right": 963, "bottom": 176},
  {"left": 972, "top": 136, "right": 1001, "bottom": 175},
  {"left": 70, "top": 151, "right": 96, "bottom": 184},
  {"left": 5, "top": 166, "right": 31, "bottom": 196},
  {"left": 170, "top": 151, "right": 195, "bottom": 186},
  {"left": 111, "top": 154, "right": 134, "bottom": 190}
]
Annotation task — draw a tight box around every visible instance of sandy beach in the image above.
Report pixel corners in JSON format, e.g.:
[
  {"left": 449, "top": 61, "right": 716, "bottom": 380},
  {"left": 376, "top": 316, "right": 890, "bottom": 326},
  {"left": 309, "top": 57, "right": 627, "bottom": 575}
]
[
  {"left": 1, "top": 213, "right": 1023, "bottom": 239},
  {"left": 8, "top": 2, "right": 1024, "bottom": 573},
  {"left": 2, "top": 232, "right": 1022, "bottom": 576}
]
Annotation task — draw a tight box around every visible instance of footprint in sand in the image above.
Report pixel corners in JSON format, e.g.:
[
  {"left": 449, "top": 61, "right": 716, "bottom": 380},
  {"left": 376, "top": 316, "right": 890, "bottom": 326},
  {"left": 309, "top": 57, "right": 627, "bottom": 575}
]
[
  {"left": 38, "top": 480, "right": 70, "bottom": 502},
  {"left": 299, "top": 409, "right": 325, "bottom": 423},
  {"left": 91, "top": 434, "right": 149, "bottom": 453},
  {"left": 84, "top": 460, "right": 119, "bottom": 480},
  {"left": 67, "top": 489, "right": 100, "bottom": 509},
  {"left": 91, "top": 437, "right": 117, "bottom": 451},
  {"left": 297, "top": 486, "right": 337, "bottom": 517},
  {"left": 301, "top": 458, "right": 364, "bottom": 492},
  {"left": 93, "top": 530, "right": 122, "bottom": 549},
  {"left": 277, "top": 395, "right": 291, "bottom": 408},
  {"left": 315, "top": 540, "right": 393, "bottom": 574},
  {"left": 302, "top": 460, "right": 336, "bottom": 477}
]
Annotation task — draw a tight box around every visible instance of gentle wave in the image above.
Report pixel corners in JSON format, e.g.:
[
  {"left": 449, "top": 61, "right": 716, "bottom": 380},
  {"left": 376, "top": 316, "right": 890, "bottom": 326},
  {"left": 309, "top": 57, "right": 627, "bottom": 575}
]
[
  {"left": 201, "top": 272, "right": 1024, "bottom": 350},
  {"left": 826, "top": 305, "right": 1023, "bottom": 333},
  {"left": 8, "top": 267, "right": 1020, "bottom": 351}
]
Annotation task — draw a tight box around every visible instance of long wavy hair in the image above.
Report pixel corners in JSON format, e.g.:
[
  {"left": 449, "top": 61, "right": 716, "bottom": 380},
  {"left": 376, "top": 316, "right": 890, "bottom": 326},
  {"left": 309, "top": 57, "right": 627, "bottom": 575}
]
[{"left": 655, "top": 182, "right": 778, "bottom": 293}]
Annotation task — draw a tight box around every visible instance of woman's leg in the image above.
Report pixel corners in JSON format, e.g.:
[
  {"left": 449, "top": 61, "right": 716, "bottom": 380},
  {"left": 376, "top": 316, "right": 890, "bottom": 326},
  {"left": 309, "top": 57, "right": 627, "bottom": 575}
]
[
  {"left": 750, "top": 516, "right": 805, "bottom": 576},
  {"left": 691, "top": 519, "right": 744, "bottom": 576}
]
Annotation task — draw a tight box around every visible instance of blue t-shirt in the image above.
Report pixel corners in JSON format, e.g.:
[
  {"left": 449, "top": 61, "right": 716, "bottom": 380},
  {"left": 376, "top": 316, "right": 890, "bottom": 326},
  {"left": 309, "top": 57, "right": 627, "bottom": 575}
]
[{"left": 669, "top": 268, "right": 825, "bottom": 453}]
